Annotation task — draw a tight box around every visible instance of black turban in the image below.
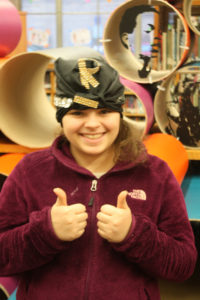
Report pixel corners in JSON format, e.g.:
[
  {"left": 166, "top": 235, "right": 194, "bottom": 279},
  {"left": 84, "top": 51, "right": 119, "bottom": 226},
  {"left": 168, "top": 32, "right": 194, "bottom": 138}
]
[{"left": 54, "top": 56, "right": 125, "bottom": 123}]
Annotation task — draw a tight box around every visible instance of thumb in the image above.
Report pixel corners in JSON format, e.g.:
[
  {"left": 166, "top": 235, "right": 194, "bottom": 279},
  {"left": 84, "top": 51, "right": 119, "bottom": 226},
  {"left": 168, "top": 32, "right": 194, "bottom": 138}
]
[
  {"left": 117, "top": 190, "right": 129, "bottom": 209},
  {"left": 53, "top": 187, "right": 67, "bottom": 206}
]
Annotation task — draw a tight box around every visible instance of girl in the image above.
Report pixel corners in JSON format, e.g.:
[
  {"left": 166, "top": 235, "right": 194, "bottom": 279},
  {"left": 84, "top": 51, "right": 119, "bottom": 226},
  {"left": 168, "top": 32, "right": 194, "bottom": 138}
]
[{"left": 0, "top": 55, "right": 197, "bottom": 300}]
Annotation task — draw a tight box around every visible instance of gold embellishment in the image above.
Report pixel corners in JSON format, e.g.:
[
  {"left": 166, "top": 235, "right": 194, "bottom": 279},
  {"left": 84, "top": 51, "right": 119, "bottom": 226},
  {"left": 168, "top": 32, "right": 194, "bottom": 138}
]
[
  {"left": 78, "top": 58, "right": 100, "bottom": 89},
  {"left": 74, "top": 95, "right": 99, "bottom": 108}
]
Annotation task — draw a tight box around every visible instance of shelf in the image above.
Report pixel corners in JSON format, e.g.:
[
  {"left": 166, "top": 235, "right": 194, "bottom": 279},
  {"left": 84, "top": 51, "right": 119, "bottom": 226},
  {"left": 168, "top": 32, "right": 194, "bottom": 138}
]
[
  {"left": 185, "top": 148, "right": 200, "bottom": 160},
  {"left": 192, "top": 1, "right": 200, "bottom": 5},
  {"left": 0, "top": 135, "right": 44, "bottom": 154},
  {"left": 45, "top": 63, "right": 56, "bottom": 106},
  {"left": 124, "top": 112, "right": 145, "bottom": 118},
  {"left": 124, "top": 91, "right": 135, "bottom": 95}
]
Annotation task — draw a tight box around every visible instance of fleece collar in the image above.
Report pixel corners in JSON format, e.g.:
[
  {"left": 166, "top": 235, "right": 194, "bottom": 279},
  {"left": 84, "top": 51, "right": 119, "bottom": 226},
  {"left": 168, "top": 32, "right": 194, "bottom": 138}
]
[{"left": 51, "top": 136, "right": 148, "bottom": 178}]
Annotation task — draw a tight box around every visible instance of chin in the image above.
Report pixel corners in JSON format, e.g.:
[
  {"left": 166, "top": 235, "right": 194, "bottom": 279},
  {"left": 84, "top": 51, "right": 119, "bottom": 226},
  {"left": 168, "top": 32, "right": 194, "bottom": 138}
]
[{"left": 82, "top": 147, "right": 108, "bottom": 156}]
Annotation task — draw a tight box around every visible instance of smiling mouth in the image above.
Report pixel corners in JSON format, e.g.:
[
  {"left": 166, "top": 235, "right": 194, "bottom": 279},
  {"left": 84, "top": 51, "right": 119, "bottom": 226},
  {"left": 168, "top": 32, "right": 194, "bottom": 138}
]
[{"left": 81, "top": 133, "right": 104, "bottom": 139}]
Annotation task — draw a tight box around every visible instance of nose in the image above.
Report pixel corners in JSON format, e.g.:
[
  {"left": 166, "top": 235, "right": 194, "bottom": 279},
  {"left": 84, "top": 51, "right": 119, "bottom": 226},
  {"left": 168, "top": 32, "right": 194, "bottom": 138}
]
[{"left": 84, "top": 111, "right": 100, "bottom": 128}]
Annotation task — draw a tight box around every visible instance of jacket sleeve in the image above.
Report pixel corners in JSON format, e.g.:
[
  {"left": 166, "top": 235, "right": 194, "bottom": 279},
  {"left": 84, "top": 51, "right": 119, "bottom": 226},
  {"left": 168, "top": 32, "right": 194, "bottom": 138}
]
[
  {"left": 0, "top": 165, "right": 68, "bottom": 276},
  {"left": 112, "top": 165, "right": 197, "bottom": 282}
]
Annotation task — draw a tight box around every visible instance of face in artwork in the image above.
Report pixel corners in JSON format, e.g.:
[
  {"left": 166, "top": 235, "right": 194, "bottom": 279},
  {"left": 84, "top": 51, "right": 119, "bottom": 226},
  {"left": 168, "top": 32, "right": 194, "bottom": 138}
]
[{"left": 62, "top": 108, "right": 121, "bottom": 161}]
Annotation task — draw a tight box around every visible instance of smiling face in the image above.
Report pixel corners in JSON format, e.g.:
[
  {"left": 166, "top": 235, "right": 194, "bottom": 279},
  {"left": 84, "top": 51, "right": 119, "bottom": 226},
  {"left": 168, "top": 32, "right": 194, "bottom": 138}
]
[{"left": 62, "top": 108, "right": 121, "bottom": 164}]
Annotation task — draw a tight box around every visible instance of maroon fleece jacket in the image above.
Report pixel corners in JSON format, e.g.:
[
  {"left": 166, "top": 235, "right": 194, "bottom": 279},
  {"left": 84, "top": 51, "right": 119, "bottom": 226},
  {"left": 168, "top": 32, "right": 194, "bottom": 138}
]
[{"left": 0, "top": 137, "right": 197, "bottom": 300}]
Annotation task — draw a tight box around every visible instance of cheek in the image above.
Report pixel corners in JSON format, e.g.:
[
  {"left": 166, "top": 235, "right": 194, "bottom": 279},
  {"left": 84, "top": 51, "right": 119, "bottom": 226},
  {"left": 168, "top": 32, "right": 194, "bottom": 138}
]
[
  {"left": 63, "top": 125, "right": 78, "bottom": 138},
  {"left": 62, "top": 118, "right": 80, "bottom": 138},
  {"left": 108, "top": 119, "right": 120, "bottom": 136},
  {"left": 110, "top": 115, "right": 120, "bottom": 128}
]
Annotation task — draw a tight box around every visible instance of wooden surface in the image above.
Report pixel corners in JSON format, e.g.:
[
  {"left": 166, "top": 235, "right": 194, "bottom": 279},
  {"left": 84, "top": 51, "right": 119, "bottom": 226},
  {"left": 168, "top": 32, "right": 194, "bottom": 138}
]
[
  {"left": 0, "top": 134, "right": 45, "bottom": 154},
  {"left": 185, "top": 148, "right": 200, "bottom": 160}
]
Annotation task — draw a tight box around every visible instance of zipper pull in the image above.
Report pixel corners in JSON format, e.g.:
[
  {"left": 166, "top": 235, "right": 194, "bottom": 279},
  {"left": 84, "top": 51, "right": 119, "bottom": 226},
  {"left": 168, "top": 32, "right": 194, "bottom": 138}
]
[
  {"left": 89, "top": 180, "right": 97, "bottom": 207},
  {"left": 90, "top": 179, "right": 97, "bottom": 191},
  {"left": 88, "top": 197, "right": 94, "bottom": 207}
]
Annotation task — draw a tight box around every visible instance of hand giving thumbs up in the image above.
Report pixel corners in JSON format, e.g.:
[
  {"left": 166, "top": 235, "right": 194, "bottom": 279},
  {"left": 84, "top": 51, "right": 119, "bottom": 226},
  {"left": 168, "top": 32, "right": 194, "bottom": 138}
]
[
  {"left": 96, "top": 191, "right": 132, "bottom": 243},
  {"left": 51, "top": 188, "right": 88, "bottom": 241}
]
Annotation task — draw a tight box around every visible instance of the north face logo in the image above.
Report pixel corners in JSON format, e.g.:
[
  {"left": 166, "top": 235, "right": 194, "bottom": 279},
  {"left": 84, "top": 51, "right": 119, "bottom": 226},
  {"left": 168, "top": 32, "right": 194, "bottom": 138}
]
[{"left": 128, "top": 189, "right": 146, "bottom": 200}]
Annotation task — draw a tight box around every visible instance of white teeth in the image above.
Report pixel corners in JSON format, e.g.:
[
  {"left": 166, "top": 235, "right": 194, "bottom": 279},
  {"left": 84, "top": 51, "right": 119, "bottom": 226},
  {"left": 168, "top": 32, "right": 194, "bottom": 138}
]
[{"left": 83, "top": 134, "right": 102, "bottom": 139}]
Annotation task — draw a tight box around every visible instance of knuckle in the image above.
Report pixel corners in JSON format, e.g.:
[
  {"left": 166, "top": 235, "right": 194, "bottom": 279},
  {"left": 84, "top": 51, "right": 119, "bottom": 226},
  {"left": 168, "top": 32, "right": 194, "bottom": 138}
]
[
  {"left": 96, "top": 212, "right": 100, "bottom": 219},
  {"left": 66, "top": 216, "right": 73, "bottom": 225},
  {"left": 112, "top": 219, "right": 120, "bottom": 227},
  {"left": 77, "top": 229, "right": 85, "bottom": 238},
  {"left": 78, "top": 204, "right": 86, "bottom": 211},
  {"left": 82, "top": 221, "right": 87, "bottom": 228},
  {"left": 100, "top": 204, "right": 109, "bottom": 212}
]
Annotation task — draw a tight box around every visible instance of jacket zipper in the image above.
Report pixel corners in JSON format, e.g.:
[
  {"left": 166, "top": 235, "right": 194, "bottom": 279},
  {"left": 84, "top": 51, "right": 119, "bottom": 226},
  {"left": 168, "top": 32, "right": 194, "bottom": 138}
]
[
  {"left": 84, "top": 179, "right": 98, "bottom": 300},
  {"left": 88, "top": 179, "right": 97, "bottom": 207}
]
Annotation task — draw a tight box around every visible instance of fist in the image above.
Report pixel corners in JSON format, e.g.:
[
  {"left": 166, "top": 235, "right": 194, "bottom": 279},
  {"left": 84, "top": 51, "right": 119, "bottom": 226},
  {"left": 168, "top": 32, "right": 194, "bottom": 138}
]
[
  {"left": 51, "top": 188, "right": 88, "bottom": 241},
  {"left": 96, "top": 191, "right": 132, "bottom": 243}
]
